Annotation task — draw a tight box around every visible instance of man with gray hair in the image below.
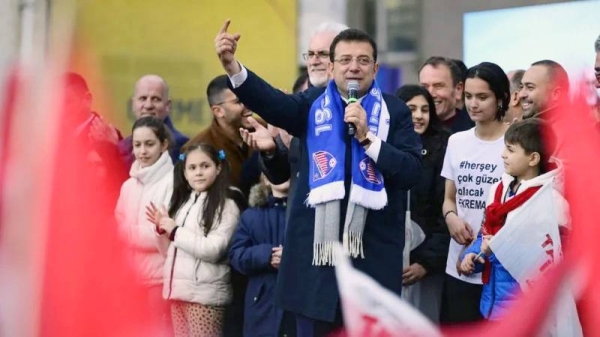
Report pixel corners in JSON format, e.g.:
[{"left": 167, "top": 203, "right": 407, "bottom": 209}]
[
  {"left": 594, "top": 34, "right": 600, "bottom": 88},
  {"left": 118, "top": 74, "right": 189, "bottom": 167},
  {"left": 243, "top": 21, "right": 349, "bottom": 208},
  {"left": 304, "top": 22, "right": 349, "bottom": 87},
  {"left": 504, "top": 69, "right": 525, "bottom": 122}
]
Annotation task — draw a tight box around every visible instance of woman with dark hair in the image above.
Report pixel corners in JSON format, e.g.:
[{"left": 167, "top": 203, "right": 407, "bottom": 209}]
[
  {"left": 440, "top": 62, "right": 510, "bottom": 323},
  {"left": 396, "top": 85, "right": 450, "bottom": 323},
  {"left": 115, "top": 116, "right": 174, "bottom": 334}
]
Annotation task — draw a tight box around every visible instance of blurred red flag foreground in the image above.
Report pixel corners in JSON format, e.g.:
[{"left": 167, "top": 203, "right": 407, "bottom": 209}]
[
  {"left": 0, "top": 51, "right": 160, "bottom": 336},
  {"left": 334, "top": 81, "right": 600, "bottom": 337}
]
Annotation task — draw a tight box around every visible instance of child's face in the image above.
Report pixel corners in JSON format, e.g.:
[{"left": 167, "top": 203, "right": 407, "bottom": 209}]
[
  {"left": 132, "top": 126, "right": 167, "bottom": 168},
  {"left": 406, "top": 95, "right": 430, "bottom": 135},
  {"left": 184, "top": 150, "right": 221, "bottom": 193},
  {"left": 501, "top": 142, "right": 538, "bottom": 178}
]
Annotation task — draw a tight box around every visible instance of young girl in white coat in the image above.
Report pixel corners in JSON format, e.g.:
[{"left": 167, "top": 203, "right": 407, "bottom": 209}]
[
  {"left": 115, "top": 116, "right": 174, "bottom": 333},
  {"left": 147, "top": 143, "right": 242, "bottom": 337}
]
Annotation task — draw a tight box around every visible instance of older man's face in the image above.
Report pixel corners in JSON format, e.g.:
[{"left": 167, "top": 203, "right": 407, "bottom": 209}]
[
  {"left": 132, "top": 77, "right": 171, "bottom": 120},
  {"left": 306, "top": 32, "right": 337, "bottom": 87}
]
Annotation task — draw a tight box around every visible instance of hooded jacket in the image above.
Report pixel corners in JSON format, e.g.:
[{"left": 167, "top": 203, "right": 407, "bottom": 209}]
[
  {"left": 115, "top": 151, "right": 173, "bottom": 286},
  {"left": 229, "top": 183, "right": 288, "bottom": 337}
]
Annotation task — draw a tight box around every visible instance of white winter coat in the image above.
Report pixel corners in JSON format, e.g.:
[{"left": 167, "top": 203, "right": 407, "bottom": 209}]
[
  {"left": 163, "top": 192, "right": 240, "bottom": 306},
  {"left": 115, "top": 151, "right": 173, "bottom": 286}
]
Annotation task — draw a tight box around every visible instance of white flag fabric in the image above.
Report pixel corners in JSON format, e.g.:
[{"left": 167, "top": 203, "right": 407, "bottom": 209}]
[
  {"left": 401, "top": 191, "right": 426, "bottom": 304},
  {"left": 489, "top": 183, "right": 582, "bottom": 337},
  {"left": 334, "top": 245, "right": 440, "bottom": 337}
]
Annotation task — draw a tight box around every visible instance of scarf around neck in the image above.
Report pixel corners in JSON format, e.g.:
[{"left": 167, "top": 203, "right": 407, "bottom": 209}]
[{"left": 306, "top": 79, "right": 390, "bottom": 266}]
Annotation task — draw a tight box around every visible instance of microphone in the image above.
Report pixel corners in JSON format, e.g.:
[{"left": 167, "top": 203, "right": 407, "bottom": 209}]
[{"left": 346, "top": 80, "right": 359, "bottom": 136}]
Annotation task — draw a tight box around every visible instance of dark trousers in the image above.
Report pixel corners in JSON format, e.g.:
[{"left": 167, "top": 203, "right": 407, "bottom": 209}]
[
  {"left": 222, "top": 270, "right": 247, "bottom": 337},
  {"left": 440, "top": 274, "right": 483, "bottom": 324},
  {"left": 296, "top": 312, "right": 344, "bottom": 337}
]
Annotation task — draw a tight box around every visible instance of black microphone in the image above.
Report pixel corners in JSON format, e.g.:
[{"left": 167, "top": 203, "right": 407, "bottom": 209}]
[{"left": 346, "top": 80, "right": 359, "bottom": 136}]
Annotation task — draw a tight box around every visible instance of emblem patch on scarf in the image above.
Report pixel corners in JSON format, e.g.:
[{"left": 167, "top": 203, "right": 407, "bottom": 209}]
[
  {"left": 306, "top": 79, "right": 391, "bottom": 266},
  {"left": 312, "top": 150, "right": 337, "bottom": 181},
  {"left": 359, "top": 157, "right": 382, "bottom": 185}
]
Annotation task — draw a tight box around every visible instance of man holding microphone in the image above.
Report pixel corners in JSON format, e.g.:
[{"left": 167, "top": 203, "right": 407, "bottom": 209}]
[{"left": 215, "top": 20, "right": 422, "bottom": 336}]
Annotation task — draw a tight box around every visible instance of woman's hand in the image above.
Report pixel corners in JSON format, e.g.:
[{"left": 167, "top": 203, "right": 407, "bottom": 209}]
[{"left": 446, "top": 213, "right": 475, "bottom": 245}]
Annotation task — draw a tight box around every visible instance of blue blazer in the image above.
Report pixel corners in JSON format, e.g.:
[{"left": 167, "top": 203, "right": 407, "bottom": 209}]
[{"left": 229, "top": 70, "right": 422, "bottom": 322}]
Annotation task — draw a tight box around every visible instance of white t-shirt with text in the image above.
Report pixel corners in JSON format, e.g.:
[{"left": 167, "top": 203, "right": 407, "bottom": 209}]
[{"left": 441, "top": 127, "right": 505, "bottom": 284}]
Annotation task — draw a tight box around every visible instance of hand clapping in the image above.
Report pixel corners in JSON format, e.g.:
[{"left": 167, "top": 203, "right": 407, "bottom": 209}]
[{"left": 146, "top": 202, "right": 176, "bottom": 236}]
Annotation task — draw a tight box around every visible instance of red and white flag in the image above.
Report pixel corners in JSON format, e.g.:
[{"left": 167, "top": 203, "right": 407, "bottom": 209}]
[
  {"left": 0, "top": 7, "right": 153, "bottom": 336},
  {"left": 489, "top": 182, "right": 582, "bottom": 337},
  {"left": 334, "top": 245, "right": 441, "bottom": 337}
]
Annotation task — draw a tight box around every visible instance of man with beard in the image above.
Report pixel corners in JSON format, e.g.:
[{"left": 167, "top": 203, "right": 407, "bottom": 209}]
[
  {"left": 184, "top": 74, "right": 254, "bottom": 191},
  {"left": 303, "top": 22, "right": 349, "bottom": 88},
  {"left": 519, "top": 60, "right": 569, "bottom": 120}
]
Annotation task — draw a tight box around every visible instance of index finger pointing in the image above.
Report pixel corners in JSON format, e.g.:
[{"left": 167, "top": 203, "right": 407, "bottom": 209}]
[{"left": 218, "top": 19, "right": 231, "bottom": 35}]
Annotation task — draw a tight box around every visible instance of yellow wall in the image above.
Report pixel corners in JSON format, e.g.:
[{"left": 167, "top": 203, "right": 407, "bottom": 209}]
[{"left": 70, "top": 0, "right": 297, "bottom": 136}]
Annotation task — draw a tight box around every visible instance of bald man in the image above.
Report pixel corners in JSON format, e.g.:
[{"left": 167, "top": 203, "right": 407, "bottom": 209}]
[{"left": 118, "top": 74, "right": 189, "bottom": 167}]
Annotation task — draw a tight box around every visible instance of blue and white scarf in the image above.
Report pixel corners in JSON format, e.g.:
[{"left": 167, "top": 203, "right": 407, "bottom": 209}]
[{"left": 307, "top": 79, "right": 390, "bottom": 266}]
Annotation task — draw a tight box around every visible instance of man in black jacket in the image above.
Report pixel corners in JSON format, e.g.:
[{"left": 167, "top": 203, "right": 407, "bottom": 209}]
[{"left": 419, "top": 57, "right": 474, "bottom": 134}]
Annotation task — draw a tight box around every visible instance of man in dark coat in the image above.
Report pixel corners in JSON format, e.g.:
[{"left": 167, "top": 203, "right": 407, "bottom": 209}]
[
  {"left": 183, "top": 75, "right": 256, "bottom": 196},
  {"left": 215, "top": 20, "right": 422, "bottom": 336},
  {"left": 419, "top": 57, "right": 474, "bottom": 134}
]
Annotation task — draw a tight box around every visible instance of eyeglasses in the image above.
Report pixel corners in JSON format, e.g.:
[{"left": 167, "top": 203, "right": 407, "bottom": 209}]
[
  {"left": 334, "top": 56, "right": 375, "bottom": 66},
  {"left": 302, "top": 51, "right": 330, "bottom": 61},
  {"left": 214, "top": 98, "right": 243, "bottom": 106}
]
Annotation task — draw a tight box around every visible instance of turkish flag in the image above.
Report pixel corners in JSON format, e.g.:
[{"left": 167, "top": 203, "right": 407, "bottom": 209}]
[{"left": 0, "top": 41, "right": 157, "bottom": 337}]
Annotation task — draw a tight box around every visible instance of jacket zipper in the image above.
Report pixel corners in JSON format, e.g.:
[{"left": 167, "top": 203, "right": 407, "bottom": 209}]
[{"left": 167, "top": 193, "right": 200, "bottom": 299}]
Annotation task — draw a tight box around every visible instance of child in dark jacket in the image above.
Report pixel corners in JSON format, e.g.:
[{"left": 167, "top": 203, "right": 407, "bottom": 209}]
[{"left": 229, "top": 176, "right": 295, "bottom": 337}]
